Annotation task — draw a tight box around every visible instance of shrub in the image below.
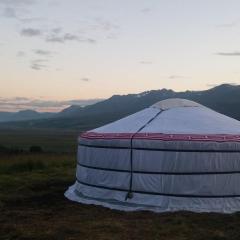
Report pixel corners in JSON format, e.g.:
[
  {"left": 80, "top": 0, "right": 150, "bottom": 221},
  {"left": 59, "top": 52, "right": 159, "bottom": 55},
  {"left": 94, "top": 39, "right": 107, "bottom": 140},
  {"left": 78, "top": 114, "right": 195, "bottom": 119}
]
[
  {"left": 0, "top": 145, "right": 24, "bottom": 154},
  {"left": 7, "top": 160, "right": 46, "bottom": 173},
  {"left": 29, "top": 146, "right": 43, "bottom": 153},
  {"left": 0, "top": 145, "right": 8, "bottom": 153}
]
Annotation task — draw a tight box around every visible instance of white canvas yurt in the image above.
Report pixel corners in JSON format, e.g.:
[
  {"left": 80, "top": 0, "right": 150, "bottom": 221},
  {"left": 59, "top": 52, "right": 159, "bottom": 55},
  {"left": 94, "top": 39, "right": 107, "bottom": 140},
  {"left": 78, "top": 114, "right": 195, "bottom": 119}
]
[{"left": 65, "top": 98, "right": 240, "bottom": 213}]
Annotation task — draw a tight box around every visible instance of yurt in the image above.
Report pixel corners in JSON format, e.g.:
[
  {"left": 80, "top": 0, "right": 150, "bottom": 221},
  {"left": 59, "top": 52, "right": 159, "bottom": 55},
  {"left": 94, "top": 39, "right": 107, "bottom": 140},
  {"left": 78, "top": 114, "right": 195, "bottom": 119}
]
[{"left": 65, "top": 98, "right": 240, "bottom": 213}]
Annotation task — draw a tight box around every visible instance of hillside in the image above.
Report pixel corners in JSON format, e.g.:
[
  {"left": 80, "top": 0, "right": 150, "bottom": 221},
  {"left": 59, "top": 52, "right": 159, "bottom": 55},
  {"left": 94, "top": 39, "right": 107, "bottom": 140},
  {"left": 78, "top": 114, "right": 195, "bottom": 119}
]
[
  {"left": 1, "top": 84, "right": 240, "bottom": 130},
  {"left": 0, "top": 110, "right": 56, "bottom": 122}
]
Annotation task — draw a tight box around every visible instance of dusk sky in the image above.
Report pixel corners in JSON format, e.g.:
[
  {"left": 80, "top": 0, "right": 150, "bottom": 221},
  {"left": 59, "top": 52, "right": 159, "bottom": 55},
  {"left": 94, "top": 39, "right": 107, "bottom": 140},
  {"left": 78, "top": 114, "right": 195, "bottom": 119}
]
[{"left": 1, "top": 0, "right": 240, "bottom": 111}]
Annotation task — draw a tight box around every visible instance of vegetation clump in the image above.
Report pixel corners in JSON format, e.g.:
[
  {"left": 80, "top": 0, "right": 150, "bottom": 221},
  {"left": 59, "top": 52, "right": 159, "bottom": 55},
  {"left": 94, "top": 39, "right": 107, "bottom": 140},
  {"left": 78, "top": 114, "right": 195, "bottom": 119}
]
[{"left": 29, "top": 145, "right": 43, "bottom": 153}]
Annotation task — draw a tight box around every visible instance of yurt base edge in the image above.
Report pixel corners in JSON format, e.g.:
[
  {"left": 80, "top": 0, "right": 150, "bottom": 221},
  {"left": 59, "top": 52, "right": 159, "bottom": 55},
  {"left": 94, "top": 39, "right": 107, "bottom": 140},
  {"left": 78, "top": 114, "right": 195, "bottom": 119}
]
[{"left": 65, "top": 183, "right": 240, "bottom": 213}]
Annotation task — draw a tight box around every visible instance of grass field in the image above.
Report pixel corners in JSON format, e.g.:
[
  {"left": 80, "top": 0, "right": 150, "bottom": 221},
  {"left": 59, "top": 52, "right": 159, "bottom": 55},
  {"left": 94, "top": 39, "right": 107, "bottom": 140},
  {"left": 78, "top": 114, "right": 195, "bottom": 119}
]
[
  {"left": 0, "top": 129, "right": 79, "bottom": 153},
  {"left": 1, "top": 130, "right": 240, "bottom": 239}
]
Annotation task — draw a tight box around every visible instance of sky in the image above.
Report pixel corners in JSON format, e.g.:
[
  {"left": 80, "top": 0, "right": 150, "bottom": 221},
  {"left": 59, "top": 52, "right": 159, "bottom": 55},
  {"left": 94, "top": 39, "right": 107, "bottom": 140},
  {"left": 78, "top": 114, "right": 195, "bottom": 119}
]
[{"left": 0, "top": 0, "right": 240, "bottom": 112}]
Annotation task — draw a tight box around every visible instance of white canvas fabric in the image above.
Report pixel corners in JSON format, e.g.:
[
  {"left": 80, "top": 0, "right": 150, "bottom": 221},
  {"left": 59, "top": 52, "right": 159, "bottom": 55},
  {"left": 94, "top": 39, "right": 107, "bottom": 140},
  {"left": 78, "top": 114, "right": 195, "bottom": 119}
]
[
  {"left": 151, "top": 98, "right": 202, "bottom": 110},
  {"left": 92, "top": 105, "right": 240, "bottom": 135},
  {"left": 65, "top": 98, "right": 240, "bottom": 213}
]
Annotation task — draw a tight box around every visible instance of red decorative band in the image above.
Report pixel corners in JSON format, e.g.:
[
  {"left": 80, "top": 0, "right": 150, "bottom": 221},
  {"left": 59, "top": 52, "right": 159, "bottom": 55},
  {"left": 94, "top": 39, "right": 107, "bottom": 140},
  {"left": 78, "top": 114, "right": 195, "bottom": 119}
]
[{"left": 80, "top": 132, "right": 240, "bottom": 142}]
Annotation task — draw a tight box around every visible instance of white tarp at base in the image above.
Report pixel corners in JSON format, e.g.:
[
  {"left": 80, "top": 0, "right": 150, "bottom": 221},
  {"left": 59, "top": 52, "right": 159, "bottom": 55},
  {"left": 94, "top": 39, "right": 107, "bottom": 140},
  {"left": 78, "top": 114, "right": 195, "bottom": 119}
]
[{"left": 65, "top": 183, "right": 240, "bottom": 213}]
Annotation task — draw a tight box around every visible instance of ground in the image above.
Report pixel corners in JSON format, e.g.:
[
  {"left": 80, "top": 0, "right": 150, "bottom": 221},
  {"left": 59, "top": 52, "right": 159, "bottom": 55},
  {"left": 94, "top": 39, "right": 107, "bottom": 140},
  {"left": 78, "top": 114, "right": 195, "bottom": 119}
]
[{"left": 1, "top": 130, "right": 240, "bottom": 240}]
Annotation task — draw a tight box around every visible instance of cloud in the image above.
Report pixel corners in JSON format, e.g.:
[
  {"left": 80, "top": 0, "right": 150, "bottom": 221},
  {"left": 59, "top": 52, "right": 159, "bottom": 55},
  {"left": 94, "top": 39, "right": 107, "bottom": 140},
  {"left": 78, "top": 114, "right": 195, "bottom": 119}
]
[
  {"left": 48, "top": 0, "right": 61, "bottom": 7},
  {"left": 91, "top": 18, "right": 120, "bottom": 40},
  {"left": 34, "top": 49, "right": 51, "bottom": 56},
  {"left": 141, "top": 8, "right": 151, "bottom": 13},
  {"left": 17, "top": 51, "right": 25, "bottom": 57},
  {"left": 30, "top": 52, "right": 52, "bottom": 70},
  {"left": 30, "top": 59, "right": 47, "bottom": 70},
  {"left": 17, "top": 17, "right": 113, "bottom": 45},
  {"left": 86, "top": 38, "right": 96, "bottom": 44},
  {"left": 168, "top": 75, "right": 186, "bottom": 79},
  {"left": 1, "top": 0, "right": 35, "bottom": 20},
  {"left": 46, "top": 32, "right": 96, "bottom": 44},
  {"left": 45, "top": 36, "right": 64, "bottom": 43},
  {"left": 0, "top": 0, "right": 35, "bottom": 6},
  {"left": 216, "top": 19, "right": 240, "bottom": 28},
  {"left": 216, "top": 51, "right": 240, "bottom": 56},
  {"left": 3, "top": 7, "right": 17, "bottom": 18},
  {"left": 44, "top": 18, "right": 117, "bottom": 45},
  {"left": 2, "top": 8, "right": 42, "bottom": 24},
  {"left": 64, "top": 33, "right": 79, "bottom": 41},
  {"left": 21, "top": 28, "right": 42, "bottom": 37},
  {"left": 139, "top": 61, "right": 152, "bottom": 64},
  {"left": 46, "top": 32, "right": 79, "bottom": 43},
  {"left": 31, "top": 63, "right": 46, "bottom": 70},
  {"left": 93, "top": 18, "right": 120, "bottom": 32},
  {"left": 14, "top": 97, "right": 29, "bottom": 101},
  {"left": 19, "top": 17, "right": 43, "bottom": 23},
  {"left": 0, "top": 97, "right": 104, "bottom": 112},
  {"left": 52, "top": 27, "right": 62, "bottom": 34},
  {"left": 81, "top": 77, "right": 90, "bottom": 82}
]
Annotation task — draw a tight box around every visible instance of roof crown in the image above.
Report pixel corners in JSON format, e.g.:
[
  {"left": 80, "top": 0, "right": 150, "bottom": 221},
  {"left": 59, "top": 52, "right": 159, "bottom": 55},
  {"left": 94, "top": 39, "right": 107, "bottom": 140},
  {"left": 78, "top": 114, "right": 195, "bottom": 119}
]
[{"left": 151, "top": 98, "right": 202, "bottom": 110}]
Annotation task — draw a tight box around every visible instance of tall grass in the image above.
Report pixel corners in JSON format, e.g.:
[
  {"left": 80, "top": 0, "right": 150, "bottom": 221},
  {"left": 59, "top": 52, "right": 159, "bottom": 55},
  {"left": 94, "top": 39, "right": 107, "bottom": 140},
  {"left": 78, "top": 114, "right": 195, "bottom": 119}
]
[
  {"left": 0, "top": 152, "right": 76, "bottom": 208},
  {"left": 0, "top": 153, "right": 76, "bottom": 174}
]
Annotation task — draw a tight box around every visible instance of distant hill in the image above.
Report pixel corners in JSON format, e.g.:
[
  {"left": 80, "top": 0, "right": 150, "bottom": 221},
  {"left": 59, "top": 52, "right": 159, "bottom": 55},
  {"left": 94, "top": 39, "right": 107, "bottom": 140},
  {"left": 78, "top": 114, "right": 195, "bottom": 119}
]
[
  {"left": 0, "top": 110, "right": 56, "bottom": 122},
  {"left": 56, "top": 105, "right": 83, "bottom": 118},
  {"left": 1, "top": 84, "right": 240, "bottom": 130}
]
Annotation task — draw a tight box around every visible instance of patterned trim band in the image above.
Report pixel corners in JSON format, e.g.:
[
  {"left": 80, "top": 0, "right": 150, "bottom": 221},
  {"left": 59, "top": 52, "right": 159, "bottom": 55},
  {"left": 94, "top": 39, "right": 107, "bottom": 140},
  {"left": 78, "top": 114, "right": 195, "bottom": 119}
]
[{"left": 80, "top": 132, "right": 240, "bottom": 142}]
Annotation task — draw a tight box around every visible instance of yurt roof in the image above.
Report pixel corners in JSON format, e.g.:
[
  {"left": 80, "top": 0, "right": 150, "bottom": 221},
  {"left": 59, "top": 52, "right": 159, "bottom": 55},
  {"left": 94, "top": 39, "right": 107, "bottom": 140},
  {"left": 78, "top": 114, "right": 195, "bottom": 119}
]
[
  {"left": 83, "top": 98, "right": 240, "bottom": 137},
  {"left": 151, "top": 98, "right": 202, "bottom": 110}
]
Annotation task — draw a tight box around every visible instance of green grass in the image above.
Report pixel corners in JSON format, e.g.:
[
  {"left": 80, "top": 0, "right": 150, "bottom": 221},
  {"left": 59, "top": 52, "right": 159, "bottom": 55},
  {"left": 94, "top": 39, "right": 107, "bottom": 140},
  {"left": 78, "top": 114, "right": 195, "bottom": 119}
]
[
  {"left": 1, "top": 152, "right": 240, "bottom": 240},
  {"left": 0, "top": 128, "right": 79, "bottom": 153},
  {"left": 1, "top": 131, "right": 240, "bottom": 239}
]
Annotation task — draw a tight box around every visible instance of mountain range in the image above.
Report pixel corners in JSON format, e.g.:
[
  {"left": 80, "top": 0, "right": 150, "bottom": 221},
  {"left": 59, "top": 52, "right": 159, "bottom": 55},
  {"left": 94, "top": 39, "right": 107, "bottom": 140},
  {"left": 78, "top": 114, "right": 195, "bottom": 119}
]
[
  {"left": 0, "top": 84, "right": 240, "bottom": 131},
  {"left": 0, "top": 110, "right": 55, "bottom": 122}
]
